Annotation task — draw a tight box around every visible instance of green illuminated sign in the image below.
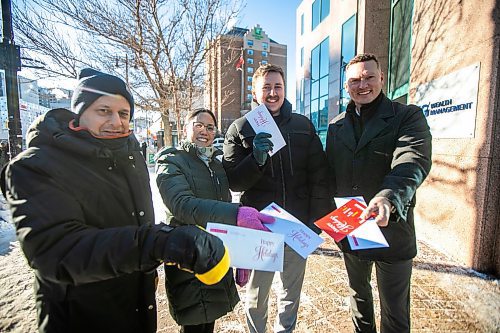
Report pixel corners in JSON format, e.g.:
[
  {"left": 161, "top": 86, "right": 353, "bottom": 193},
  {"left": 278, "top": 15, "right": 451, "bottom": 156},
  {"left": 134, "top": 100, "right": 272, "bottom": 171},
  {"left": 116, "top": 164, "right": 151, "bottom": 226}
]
[{"left": 252, "top": 27, "right": 263, "bottom": 40}]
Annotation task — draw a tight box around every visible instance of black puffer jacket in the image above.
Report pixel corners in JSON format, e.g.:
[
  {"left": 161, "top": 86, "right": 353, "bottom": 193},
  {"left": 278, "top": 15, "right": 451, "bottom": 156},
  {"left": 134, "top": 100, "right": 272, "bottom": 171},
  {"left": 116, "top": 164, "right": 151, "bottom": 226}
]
[
  {"left": 1, "top": 108, "right": 162, "bottom": 333},
  {"left": 222, "top": 99, "right": 331, "bottom": 231},
  {"left": 156, "top": 142, "right": 239, "bottom": 325}
]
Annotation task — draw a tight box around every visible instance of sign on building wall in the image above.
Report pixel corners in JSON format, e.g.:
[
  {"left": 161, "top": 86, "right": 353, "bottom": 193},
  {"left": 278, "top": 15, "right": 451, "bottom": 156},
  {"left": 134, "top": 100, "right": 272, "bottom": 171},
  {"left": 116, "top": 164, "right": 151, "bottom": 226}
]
[{"left": 414, "top": 63, "right": 480, "bottom": 138}]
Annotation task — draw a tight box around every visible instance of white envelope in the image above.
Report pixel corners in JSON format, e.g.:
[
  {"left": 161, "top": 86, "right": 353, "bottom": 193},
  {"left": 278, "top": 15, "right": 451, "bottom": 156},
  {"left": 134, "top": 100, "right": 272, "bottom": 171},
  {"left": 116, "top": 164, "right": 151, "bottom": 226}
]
[
  {"left": 206, "top": 222, "right": 284, "bottom": 272},
  {"left": 333, "top": 197, "right": 389, "bottom": 250},
  {"left": 260, "top": 202, "right": 324, "bottom": 259},
  {"left": 245, "top": 104, "right": 286, "bottom": 156}
]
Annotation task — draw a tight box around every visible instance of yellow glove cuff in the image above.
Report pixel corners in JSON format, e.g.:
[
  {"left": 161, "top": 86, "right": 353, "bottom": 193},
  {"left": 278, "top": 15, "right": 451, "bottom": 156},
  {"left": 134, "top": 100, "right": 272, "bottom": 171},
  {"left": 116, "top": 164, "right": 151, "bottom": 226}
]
[{"left": 195, "top": 246, "right": 230, "bottom": 285}]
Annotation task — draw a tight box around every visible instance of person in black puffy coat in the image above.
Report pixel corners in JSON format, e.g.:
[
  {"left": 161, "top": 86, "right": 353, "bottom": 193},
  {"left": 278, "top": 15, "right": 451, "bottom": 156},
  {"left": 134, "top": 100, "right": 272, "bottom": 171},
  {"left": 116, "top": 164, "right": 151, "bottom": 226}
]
[
  {"left": 0, "top": 69, "right": 230, "bottom": 333},
  {"left": 156, "top": 108, "right": 275, "bottom": 333}
]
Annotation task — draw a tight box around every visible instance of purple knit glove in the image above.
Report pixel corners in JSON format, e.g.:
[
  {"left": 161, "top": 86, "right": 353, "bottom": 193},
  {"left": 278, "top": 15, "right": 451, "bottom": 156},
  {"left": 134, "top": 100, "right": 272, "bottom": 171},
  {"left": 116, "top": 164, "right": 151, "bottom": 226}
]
[
  {"left": 236, "top": 268, "right": 250, "bottom": 287},
  {"left": 237, "top": 206, "right": 275, "bottom": 231}
]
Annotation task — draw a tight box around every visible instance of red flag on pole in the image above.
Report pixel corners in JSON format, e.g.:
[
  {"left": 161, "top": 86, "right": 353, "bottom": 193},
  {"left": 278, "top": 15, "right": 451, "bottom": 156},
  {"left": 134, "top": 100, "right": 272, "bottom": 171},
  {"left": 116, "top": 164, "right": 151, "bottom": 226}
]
[{"left": 235, "top": 55, "right": 244, "bottom": 71}]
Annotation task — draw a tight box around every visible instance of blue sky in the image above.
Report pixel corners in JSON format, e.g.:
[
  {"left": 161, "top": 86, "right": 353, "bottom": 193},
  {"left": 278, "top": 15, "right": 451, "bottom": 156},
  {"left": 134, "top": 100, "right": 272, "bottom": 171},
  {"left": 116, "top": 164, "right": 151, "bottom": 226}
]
[{"left": 237, "top": 0, "right": 302, "bottom": 108}]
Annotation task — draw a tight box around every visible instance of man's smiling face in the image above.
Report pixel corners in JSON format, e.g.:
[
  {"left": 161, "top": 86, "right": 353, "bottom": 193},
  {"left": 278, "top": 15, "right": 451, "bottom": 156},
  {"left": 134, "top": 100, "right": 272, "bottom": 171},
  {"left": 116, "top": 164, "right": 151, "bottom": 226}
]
[
  {"left": 345, "top": 60, "right": 384, "bottom": 107},
  {"left": 252, "top": 71, "right": 285, "bottom": 115}
]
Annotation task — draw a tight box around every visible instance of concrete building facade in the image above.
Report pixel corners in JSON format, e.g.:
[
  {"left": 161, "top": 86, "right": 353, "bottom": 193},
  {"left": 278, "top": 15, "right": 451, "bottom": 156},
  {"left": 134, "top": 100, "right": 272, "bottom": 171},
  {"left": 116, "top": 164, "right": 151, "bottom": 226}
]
[
  {"left": 206, "top": 25, "right": 287, "bottom": 134},
  {"left": 296, "top": 0, "right": 500, "bottom": 275}
]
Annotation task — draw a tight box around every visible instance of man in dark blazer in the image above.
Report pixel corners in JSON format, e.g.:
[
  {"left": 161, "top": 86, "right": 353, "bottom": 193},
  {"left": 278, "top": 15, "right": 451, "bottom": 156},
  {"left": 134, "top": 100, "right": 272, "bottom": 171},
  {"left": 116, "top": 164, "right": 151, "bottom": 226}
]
[{"left": 326, "top": 53, "right": 432, "bottom": 333}]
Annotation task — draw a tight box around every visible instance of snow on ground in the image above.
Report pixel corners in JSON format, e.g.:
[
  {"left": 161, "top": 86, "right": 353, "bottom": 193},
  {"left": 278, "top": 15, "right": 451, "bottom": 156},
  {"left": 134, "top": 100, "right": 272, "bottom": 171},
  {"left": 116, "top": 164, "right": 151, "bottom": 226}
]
[
  {"left": 0, "top": 196, "right": 15, "bottom": 255},
  {"left": 149, "top": 167, "right": 167, "bottom": 225}
]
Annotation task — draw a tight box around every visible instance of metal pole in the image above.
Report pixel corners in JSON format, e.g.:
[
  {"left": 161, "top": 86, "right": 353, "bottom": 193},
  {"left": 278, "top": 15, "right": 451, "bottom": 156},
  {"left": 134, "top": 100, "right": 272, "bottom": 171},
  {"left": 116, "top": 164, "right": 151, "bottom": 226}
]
[{"left": 1, "top": 0, "right": 23, "bottom": 158}]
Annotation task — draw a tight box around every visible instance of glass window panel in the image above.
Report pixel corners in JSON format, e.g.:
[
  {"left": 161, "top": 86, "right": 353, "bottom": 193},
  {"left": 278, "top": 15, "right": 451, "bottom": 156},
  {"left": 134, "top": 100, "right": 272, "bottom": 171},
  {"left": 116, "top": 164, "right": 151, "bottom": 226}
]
[
  {"left": 247, "top": 93, "right": 253, "bottom": 101},
  {"left": 311, "top": 111, "right": 319, "bottom": 128},
  {"left": 312, "top": 0, "right": 320, "bottom": 30},
  {"left": 319, "top": 95, "right": 329, "bottom": 128},
  {"left": 320, "top": 76, "right": 329, "bottom": 97},
  {"left": 247, "top": 49, "right": 254, "bottom": 55},
  {"left": 340, "top": 15, "right": 356, "bottom": 112},
  {"left": 390, "top": 0, "right": 413, "bottom": 93},
  {"left": 261, "top": 60, "right": 268, "bottom": 65},
  {"left": 262, "top": 51, "right": 268, "bottom": 57},
  {"left": 247, "top": 40, "right": 254, "bottom": 46},
  {"left": 300, "top": 47, "right": 304, "bottom": 67},
  {"left": 320, "top": 38, "right": 329, "bottom": 77},
  {"left": 247, "top": 58, "right": 254, "bottom": 64},
  {"left": 311, "top": 81, "right": 319, "bottom": 99},
  {"left": 311, "top": 45, "right": 320, "bottom": 81},
  {"left": 247, "top": 67, "right": 254, "bottom": 73},
  {"left": 311, "top": 99, "right": 319, "bottom": 113},
  {"left": 320, "top": 0, "right": 330, "bottom": 21},
  {"left": 247, "top": 76, "right": 252, "bottom": 82},
  {"left": 262, "top": 42, "right": 268, "bottom": 50},
  {"left": 341, "top": 15, "right": 356, "bottom": 67},
  {"left": 301, "top": 14, "right": 304, "bottom": 35},
  {"left": 247, "top": 85, "right": 252, "bottom": 91},
  {"left": 310, "top": 99, "right": 319, "bottom": 127}
]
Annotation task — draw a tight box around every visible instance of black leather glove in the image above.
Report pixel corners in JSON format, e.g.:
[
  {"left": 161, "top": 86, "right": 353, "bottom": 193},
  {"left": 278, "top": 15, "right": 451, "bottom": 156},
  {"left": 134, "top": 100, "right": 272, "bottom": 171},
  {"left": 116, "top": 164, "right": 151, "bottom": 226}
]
[
  {"left": 253, "top": 132, "right": 273, "bottom": 166},
  {"left": 155, "top": 225, "right": 229, "bottom": 285}
]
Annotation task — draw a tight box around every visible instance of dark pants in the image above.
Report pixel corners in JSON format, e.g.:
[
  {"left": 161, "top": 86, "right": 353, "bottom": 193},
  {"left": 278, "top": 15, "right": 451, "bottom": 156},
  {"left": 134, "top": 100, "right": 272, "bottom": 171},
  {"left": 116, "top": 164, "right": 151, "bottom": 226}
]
[
  {"left": 343, "top": 253, "right": 413, "bottom": 333},
  {"left": 180, "top": 321, "right": 215, "bottom": 333}
]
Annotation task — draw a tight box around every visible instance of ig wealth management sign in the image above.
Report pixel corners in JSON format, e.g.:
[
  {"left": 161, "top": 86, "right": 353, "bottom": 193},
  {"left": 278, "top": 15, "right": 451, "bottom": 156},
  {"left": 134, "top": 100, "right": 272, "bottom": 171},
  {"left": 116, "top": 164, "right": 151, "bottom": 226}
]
[{"left": 414, "top": 63, "right": 480, "bottom": 138}]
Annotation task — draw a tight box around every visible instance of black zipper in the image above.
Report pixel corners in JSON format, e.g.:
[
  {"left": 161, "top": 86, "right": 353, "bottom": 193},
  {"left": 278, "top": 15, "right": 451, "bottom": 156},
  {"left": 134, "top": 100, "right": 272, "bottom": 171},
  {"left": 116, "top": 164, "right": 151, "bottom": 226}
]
[
  {"left": 278, "top": 151, "right": 286, "bottom": 209},
  {"left": 207, "top": 163, "right": 223, "bottom": 201}
]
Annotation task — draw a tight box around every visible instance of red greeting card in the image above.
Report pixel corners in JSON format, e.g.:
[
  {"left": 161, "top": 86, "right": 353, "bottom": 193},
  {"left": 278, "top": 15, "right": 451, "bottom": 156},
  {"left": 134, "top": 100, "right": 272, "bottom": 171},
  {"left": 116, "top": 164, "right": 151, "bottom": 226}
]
[{"left": 314, "top": 199, "right": 368, "bottom": 242}]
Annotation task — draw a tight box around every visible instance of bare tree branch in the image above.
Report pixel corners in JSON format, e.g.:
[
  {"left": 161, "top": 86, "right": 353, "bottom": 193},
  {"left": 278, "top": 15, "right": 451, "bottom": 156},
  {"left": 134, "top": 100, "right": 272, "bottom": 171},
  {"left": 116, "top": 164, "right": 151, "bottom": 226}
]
[{"left": 13, "top": 0, "right": 243, "bottom": 146}]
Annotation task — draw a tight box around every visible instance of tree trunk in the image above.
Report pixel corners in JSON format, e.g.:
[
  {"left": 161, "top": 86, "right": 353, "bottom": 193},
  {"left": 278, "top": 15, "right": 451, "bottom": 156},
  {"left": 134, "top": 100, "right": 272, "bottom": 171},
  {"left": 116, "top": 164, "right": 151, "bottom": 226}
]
[{"left": 162, "top": 113, "right": 173, "bottom": 147}]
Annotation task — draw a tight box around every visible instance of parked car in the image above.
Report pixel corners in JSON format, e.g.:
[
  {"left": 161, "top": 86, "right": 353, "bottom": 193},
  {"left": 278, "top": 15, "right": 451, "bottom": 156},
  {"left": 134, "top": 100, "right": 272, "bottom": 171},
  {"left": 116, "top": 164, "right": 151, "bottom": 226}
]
[{"left": 213, "top": 137, "right": 224, "bottom": 150}]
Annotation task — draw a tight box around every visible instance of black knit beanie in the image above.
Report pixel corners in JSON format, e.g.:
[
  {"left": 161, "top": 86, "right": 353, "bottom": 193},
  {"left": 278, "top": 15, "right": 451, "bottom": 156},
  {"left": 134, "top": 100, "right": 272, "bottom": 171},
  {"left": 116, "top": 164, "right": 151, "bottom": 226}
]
[{"left": 71, "top": 68, "right": 134, "bottom": 120}]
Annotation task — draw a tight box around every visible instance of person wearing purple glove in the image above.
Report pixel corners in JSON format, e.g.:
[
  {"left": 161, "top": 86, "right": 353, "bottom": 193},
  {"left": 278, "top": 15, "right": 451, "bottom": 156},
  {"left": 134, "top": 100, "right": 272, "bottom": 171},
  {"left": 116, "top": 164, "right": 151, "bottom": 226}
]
[
  {"left": 156, "top": 108, "right": 274, "bottom": 333},
  {"left": 235, "top": 207, "right": 275, "bottom": 287}
]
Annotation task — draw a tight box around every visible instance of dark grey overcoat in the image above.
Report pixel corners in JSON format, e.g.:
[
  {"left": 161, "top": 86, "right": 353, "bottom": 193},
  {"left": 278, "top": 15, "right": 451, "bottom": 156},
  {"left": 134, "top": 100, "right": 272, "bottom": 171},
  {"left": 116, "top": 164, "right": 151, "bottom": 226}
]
[{"left": 326, "top": 94, "right": 432, "bottom": 260}]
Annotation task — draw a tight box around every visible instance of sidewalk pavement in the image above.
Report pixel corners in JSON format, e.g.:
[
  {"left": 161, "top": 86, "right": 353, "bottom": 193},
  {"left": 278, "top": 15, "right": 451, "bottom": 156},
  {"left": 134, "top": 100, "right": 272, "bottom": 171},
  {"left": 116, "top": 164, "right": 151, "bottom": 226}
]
[
  {"left": 156, "top": 235, "right": 499, "bottom": 333},
  {"left": 1, "top": 201, "right": 499, "bottom": 332}
]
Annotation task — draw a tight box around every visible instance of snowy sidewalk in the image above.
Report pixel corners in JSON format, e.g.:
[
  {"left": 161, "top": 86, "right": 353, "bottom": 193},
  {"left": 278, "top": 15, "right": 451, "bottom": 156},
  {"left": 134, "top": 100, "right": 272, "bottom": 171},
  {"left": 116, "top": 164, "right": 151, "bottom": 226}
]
[{"left": 0, "top": 171, "right": 499, "bottom": 332}]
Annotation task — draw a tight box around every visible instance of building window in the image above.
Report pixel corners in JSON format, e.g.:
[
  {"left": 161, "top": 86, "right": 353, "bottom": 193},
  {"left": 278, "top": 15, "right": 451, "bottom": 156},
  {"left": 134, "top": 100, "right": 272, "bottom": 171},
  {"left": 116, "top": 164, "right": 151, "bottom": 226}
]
[
  {"left": 247, "top": 67, "right": 254, "bottom": 73},
  {"left": 262, "top": 42, "right": 268, "bottom": 50},
  {"left": 247, "top": 76, "right": 252, "bottom": 82},
  {"left": 300, "top": 47, "right": 304, "bottom": 67},
  {"left": 247, "top": 93, "right": 253, "bottom": 102},
  {"left": 262, "top": 51, "right": 268, "bottom": 57},
  {"left": 247, "top": 58, "right": 254, "bottom": 64},
  {"left": 312, "top": 0, "right": 330, "bottom": 30},
  {"left": 340, "top": 15, "right": 356, "bottom": 113},
  {"left": 300, "top": 14, "right": 304, "bottom": 35},
  {"left": 0, "top": 72, "right": 4, "bottom": 97},
  {"left": 247, "top": 39, "right": 254, "bottom": 47},
  {"left": 310, "top": 37, "right": 329, "bottom": 138},
  {"left": 247, "top": 85, "right": 252, "bottom": 91},
  {"left": 247, "top": 49, "right": 254, "bottom": 56},
  {"left": 299, "top": 78, "right": 305, "bottom": 115},
  {"left": 261, "top": 60, "right": 268, "bottom": 65},
  {"left": 388, "top": 0, "right": 413, "bottom": 100}
]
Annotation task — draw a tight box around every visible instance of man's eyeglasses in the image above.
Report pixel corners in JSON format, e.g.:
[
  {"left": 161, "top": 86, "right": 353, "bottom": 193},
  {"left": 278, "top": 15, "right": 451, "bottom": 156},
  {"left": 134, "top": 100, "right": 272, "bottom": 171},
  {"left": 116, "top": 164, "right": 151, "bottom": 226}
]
[{"left": 193, "top": 122, "right": 216, "bottom": 133}]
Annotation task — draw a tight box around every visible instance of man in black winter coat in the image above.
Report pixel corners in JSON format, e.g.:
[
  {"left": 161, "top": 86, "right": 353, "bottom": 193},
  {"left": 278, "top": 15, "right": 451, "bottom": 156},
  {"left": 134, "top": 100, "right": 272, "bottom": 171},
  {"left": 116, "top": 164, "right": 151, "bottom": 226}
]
[
  {"left": 326, "top": 53, "right": 432, "bottom": 333},
  {"left": 223, "top": 64, "right": 331, "bottom": 333},
  {"left": 0, "top": 69, "right": 230, "bottom": 333}
]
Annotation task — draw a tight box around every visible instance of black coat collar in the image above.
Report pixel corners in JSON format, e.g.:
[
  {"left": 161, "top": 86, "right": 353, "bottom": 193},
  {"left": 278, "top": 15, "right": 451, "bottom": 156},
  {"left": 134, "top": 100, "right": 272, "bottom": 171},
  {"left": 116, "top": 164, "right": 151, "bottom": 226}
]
[{"left": 336, "top": 95, "right": 395, "bottom": 152}]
